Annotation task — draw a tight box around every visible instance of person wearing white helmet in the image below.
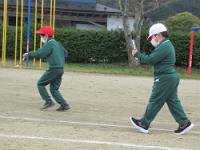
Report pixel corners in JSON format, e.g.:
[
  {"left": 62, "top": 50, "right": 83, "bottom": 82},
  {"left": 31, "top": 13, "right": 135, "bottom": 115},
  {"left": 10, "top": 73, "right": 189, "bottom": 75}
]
[{"left": 130, "top": 23, "right": 194, "bottom": 135}]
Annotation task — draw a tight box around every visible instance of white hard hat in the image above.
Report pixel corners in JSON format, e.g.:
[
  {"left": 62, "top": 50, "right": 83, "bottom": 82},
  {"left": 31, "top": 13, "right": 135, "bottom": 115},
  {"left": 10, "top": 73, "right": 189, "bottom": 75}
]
[{"left": 148, "top": 23, "right": 167, "bottom": 40}]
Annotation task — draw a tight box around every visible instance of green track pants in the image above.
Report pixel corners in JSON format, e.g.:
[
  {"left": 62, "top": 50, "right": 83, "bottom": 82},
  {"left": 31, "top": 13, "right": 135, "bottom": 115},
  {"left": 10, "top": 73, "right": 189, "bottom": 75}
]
[
  {"left": 37, "top": 69, "right": 68, "bottom": 106},
  {"left": 140, "top": 73, "right": 189, "bottom": 126}
]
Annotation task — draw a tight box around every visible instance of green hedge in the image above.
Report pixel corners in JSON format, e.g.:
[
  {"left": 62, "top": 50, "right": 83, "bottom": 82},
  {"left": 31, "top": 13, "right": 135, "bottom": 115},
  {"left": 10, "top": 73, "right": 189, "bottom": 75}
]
[
  {"left": 171, "top": 32, "right": 200, "bottom": 67},
  {"left": 0, "top": 24, "right": 200, "bottom": 67},
  {"left": 56, "top": 28, "right": 127, "bottom": 63}
]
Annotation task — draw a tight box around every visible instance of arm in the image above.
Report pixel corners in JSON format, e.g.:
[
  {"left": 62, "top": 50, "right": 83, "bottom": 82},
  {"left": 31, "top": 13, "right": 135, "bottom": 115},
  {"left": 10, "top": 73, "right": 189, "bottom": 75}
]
[
  {"left": 135, "top": 47, "right": 169, "bottom": 65},
  {"left": 28, "top": 42, "right": 52, "bottom": 59},
  {"left": 59, "top": 42, "right": 68, "bottom": 58}
]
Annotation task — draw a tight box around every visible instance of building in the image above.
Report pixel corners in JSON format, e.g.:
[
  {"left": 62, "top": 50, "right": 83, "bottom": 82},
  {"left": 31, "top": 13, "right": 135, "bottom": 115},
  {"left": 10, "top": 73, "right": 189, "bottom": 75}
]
[{"left": 0, "top": 0, "right": 134, "bottom": 31}]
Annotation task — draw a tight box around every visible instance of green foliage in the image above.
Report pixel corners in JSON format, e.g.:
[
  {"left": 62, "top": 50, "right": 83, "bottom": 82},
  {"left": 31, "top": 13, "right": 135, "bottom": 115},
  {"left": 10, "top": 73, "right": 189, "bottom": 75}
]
[
  {"left": 63, "top": 63, "right": 200, "bottom": 79},
  {"left": 0, "top": 25, "right": 200, "bottom": 68},
  {"left": 56, "top": 28, "right": 127, "bottom": 63},
  {"left": 164, "top": 12, "right": 200, "bottom": 32},
  {"left": 147, "top": 0, "right": 200, "bottom": 21}
]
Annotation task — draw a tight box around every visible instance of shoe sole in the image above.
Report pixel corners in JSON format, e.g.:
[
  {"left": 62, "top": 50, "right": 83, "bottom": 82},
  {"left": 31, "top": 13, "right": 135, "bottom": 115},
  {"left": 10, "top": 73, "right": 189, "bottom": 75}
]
[
  {"left": 129, "top": 117, "right": 148, "bottom": 134},
  {"left": 40, "top": 103, "right": 55, "bottom": 110},
  {"left": 174, "top": 123, "right": 194, "bottom": 135},
  {"left": 56, "top": 107, "right": 70, "bottom": 111}
]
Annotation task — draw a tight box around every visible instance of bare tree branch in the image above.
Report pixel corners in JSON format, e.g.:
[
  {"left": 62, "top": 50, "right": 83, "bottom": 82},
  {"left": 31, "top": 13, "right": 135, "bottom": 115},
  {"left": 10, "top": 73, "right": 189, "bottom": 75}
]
[
  {"left": 118, "top": 0, "right": 139, "bottom": 66},
  {"left": 118, "top": 0, "right": 176, "bottom": 66},
  {"left": 125, "top": 0, "right": 130, "bottom": 16},
  {"left": 118, "top": 0, "right": 124, "bottom": 13}
]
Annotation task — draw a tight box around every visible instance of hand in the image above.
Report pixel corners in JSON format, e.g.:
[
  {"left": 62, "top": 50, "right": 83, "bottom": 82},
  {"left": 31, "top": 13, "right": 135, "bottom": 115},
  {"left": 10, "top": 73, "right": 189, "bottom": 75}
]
[
  {"left": 131, "top": 48, "right": 138, "bottom": 57},
  {"left": 23, "top": 53, "right": 28, "bottom": 61}
]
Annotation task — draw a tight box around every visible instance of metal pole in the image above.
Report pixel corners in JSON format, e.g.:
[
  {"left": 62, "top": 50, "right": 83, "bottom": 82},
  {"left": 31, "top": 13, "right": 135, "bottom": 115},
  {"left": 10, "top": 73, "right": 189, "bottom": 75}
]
[
  {"left": 50, "top": 0, "right": 53, "bottom": 27},
  {"left": 2, "top": 0, "right": 7, "bottom": 65},
  {"left": 188, "top": 31, "right": 194, "bottom": 76},
  {"left": 39, "top": 0, "right": 44, "bottom": 68},
  {"left": 19, "top": 0, "right": 24, "bottom": 66},
  {"left": 53, "top": 0, "right": 56, "bottom": 31},
  {"left": 26, "top": 0, "right": 31, "bottom": 67},
  {"left": 33, "top": 0, "right": 38, "bottom": 65},
  {"left": 14, "top": 0, "right": 19, "bottom": 66},
  {"left": 1, "top": 0, "right": 6, "bottom": 65},
  {"left": 188, "top": 27, "right": 200, "bottom": 76}
]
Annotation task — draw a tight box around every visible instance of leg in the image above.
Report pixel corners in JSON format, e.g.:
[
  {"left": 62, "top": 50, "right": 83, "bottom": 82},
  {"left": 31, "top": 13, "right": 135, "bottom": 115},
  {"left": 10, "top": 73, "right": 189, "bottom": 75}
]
[
  {"left": 130, "top": 77, "right": 168, "bottom": 133},
  {"left": 140, "top": 76, "right": 178, "bottom": 126},
  {"left": 167, "top": 90, "right": 194, "bottom": 135},
  {"left": 166, "top": 75, "right": 191, "bottom": 127},
  {"left": 50, "top": 72, "right": 68, "bottom": 106},
  {"left": 49, "top": 70, "right": 70, "bottom": 111},
  {"left": 167, "top": 84, "right": 194, "bottom": 135},
  {"left": 37, "top": 70, "right": 53, "bottom": 103},
  {"left": 167, "top": 90, "right": 189, "bottom": 125}
]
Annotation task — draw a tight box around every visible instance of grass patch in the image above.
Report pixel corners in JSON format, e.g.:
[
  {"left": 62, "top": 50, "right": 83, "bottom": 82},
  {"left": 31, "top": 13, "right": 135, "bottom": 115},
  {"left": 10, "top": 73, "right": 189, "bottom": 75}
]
[
  {"left": 1, "top": 60, "right": 200, "bottom": 80},
  {"left": 64, "top": 63, "right": 153, "bottom": 76},
  {"left": 64, "top": 63, "right": 200, "bottom": 80},
  {"left": 176, "top": 67, "right": 200, "bottom": 80}
]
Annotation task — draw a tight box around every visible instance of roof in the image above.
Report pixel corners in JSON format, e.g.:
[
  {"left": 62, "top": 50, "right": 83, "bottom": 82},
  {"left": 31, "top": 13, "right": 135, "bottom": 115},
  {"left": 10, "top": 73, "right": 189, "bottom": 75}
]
[
  {"left": 0, "top": 0, "right": 121, "bottom": 14},
  {"left": 96, "top": 3, "right": 121, "bottom": 13},
  {"left": 55, "top": 0, "right": 121, "bottom": 13}
]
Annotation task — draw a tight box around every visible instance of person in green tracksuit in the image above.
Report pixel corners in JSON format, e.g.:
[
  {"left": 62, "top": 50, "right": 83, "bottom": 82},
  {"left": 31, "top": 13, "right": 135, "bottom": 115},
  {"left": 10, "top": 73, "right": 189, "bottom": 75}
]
[
  {"left": 130, "top": 23, "right": 194, "bottom": 135},
  {"left": 23, "top": 25, "right": 70, "bottom": 111}
]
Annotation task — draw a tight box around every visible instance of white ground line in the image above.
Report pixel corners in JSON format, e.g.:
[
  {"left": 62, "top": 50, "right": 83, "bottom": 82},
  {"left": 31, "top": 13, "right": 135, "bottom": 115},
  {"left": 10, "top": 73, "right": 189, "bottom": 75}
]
[
  {"left": 0, "top": 115, "right": 199, "bottom": 135},
  {"left": 0, "top": 133, "right": 192, "bottom": 150}
]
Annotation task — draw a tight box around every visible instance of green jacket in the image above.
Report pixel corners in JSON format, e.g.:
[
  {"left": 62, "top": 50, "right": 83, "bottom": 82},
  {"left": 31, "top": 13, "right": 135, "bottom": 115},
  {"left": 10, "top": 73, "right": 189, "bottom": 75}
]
[
  {"left": 28, "top": 38, "right": 68, "bottom": 69},
  {"left": 135, "top": 39, "right": 176, "bottom": 76}
]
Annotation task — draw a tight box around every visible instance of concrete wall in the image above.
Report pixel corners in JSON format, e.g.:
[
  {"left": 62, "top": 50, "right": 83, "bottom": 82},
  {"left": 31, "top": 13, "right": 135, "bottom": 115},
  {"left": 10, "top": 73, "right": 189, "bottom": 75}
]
[{"left": 75, "top": 23, "right": 102, "bottom": 30}]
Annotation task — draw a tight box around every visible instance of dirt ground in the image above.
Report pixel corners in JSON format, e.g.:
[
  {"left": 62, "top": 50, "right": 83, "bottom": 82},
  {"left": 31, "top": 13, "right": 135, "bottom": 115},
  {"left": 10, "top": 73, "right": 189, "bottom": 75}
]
[{"left": 0, "top": 67, "right": 199, "bottom": 150}]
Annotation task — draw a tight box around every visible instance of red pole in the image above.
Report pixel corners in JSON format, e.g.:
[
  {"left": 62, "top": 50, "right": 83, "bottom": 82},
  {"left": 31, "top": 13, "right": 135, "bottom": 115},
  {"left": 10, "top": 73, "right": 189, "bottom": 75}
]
[{"left": 188, "top": 31, "right": 194, "bottom": 76}]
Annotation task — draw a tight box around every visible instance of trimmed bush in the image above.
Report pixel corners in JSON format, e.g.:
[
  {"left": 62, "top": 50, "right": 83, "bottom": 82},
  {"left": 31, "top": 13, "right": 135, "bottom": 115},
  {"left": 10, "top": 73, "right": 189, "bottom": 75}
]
[
  {"left": 0, "top": 24, "right": 200, "bottom": 67},
  {"left": 56, "top": 28, "right": 127, "bottom": 63},
  {"left": 164, "top": 12, "right": 200, "bottom": 32}
]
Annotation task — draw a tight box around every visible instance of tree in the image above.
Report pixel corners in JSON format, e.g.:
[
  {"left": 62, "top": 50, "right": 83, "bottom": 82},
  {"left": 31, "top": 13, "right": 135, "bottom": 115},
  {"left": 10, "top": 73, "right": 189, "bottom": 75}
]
[
  {"left": 164, "top": 12, "right": 200, "bottom": 32},
  {"left": 118, "top": 0, "right": 173, "bottom": 66},
  {"left": 146, "top": 0, "right": 200, "bottom": 22}
]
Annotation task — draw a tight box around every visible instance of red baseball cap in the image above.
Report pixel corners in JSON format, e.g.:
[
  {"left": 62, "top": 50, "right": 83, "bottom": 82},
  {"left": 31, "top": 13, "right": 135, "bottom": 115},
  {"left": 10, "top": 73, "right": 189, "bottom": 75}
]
[{"left": 36, "top": 25, "right": 54, "bottom": 37}]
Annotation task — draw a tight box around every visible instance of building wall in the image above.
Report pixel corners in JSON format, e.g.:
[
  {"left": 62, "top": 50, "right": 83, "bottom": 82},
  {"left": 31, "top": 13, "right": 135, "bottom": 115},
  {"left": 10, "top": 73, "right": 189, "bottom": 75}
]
[
  {"left": 75, "top": 23, "right": 103, "bottom": 30},
  {"left": 0, "top": 2, "right": 134, "bottom": 32},
  {"left": 107, "top": 15, "right": 135, "bottom": 31}
]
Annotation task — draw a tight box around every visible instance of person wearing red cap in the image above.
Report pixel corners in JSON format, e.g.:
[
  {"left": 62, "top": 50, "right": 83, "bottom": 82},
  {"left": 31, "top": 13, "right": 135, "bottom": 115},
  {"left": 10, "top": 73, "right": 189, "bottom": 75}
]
[
  {"left": 130, "top": 23, "right": 194, "bottom": 135},
  {"left": 23, "top": 25, "right": 70, "bottom": 111}
]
